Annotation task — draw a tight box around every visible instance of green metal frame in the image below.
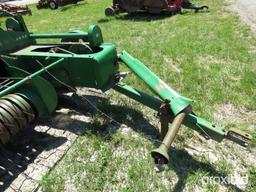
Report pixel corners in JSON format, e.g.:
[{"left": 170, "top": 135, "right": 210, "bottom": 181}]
[
  {"left": 113, "top": 83, "right": 225, "bottom": 142},
  {"left": 114, "top": 50, "right": 226, "bottom": 142}
]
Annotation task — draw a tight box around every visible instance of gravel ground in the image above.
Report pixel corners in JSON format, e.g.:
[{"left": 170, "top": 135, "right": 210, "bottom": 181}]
[{"left": 231, "top": 0, "right": 256, "bottom": 34}]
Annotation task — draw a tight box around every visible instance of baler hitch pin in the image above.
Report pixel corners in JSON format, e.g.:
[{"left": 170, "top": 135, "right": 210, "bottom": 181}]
[{"left": 226, "top": 128, "right": 252, "bottom": 147}]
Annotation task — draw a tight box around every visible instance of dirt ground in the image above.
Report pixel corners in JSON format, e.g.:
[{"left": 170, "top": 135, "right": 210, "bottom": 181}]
[{"left": 231, "top": 0, "right": 256, "bottom": 34}]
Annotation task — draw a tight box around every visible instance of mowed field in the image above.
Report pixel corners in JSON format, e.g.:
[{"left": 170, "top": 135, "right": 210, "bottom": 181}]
[{"left": 17, "top": 0, "right": 256, "bottom": 191}]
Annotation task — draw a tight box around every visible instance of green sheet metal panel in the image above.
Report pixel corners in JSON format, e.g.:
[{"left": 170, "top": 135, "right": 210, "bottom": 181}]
[
  {"left": 10, "top": 43, "right": 118, "bottom": 90},
  {"left": 0, "top": 31, "right": 35, "bottom": 54}
]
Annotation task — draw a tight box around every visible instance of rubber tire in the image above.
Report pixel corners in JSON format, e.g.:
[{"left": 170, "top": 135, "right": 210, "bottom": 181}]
[
  {"left": 105, "top": 7, "right": 115, "bottom": 16},
  {"left": 48, "top": 1, "right": 58, "bottom": 9}
]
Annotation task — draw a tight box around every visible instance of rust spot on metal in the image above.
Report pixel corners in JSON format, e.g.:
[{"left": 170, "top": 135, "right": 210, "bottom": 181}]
[
  {"left": 155, "top": 82, "right": 165, "bottom": 92},
  {"left": 228, "top": 128, "right": 253, "bottom": 140},
  {"left": 226, "top": 128, "right": 252, "bottom": 147}
]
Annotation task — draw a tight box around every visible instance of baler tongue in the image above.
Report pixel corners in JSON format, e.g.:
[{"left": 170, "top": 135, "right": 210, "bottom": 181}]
[{"left": 117, "top": 51, "right": 252, "bottom": 165}]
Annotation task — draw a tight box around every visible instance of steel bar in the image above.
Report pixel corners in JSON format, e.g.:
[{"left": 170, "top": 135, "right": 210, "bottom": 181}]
[
  {"left": 0, "top": 58, "right": 64, "bottom": 97},
  {"left": 30, "top": 33, "right": 88, "bottom": 39},
  {"left": 119, "top": 50, "right": 190, "bottom": 115},
  {"left": 151, "top": 112, "right": 186, "bottom": 164},
  {"left": 114, "top": 83, "right": 226, "bottom": 141},
  {"left": 113, "top": 83, "right": 162, "bottom": 111}
]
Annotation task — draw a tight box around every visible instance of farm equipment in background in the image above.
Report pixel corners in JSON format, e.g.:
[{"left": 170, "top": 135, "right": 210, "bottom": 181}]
[
  {"left": 105, "top": 0, "right": 208, "bottom": 16},
  {"left": 0, "top": 3, "right": 32, "bottom": 16},
  {"left": 0, "top": 10, "right": 251, "bottom": 165},
  {"left": 37, "top": 0, "right": 82, "bottom": 9},
  {"left": 181, "top": 0, "right": 208, "bottom": 12}
]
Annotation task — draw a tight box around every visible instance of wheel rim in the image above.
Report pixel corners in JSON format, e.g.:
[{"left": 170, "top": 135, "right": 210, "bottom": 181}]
[
  {"left": 105, "top": 7, "right": 115, "bottom": 16},
  {"left": 49, "top": 2, "right": 56, "bottom": 9}
]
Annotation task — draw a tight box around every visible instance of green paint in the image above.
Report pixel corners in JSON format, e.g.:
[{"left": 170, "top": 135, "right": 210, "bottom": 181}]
[
  {"left": 114, "top": 83, "right": 225, "bottom": 141},
  {"left": 119, "top": 51, "right": 191, "bottom": 115},
  {"left": 0, "top": 58, "right": 64, "bottom": 97}
]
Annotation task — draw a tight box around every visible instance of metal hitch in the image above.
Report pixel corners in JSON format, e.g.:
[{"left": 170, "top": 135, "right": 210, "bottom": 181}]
[{"left": 226, "top": 128, "right": 252, "bottom": 147}]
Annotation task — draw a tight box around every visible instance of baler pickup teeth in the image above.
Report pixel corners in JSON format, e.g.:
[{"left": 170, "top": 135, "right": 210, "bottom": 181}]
[{"left": 226, "top": 128, "right": 253, "bottom": 147}]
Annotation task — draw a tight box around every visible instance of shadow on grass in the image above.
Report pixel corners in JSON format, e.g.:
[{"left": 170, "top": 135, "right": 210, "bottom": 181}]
[
  {"left": 0, "top": 92, "right": 243, "bottom": 191},
  {"left": 60, "top": 1, "right": 88, "bottom": 12},
  {"left": 169, "top": 148, "right": 243, "bottom": 192},
  {"left": 49, "top": 93, "right": 159, "bottom": 140},
  {"left": 41, "top": 93, "right": 244, "bottom": 191},
  {"left": 0, "top": 127, "right": 67, "bottom": 191},
  {"left": 97, "top": 9, "right": 209, "bottom": 23},
  {"left": 54, "top": 93, "right": 244, "bottom": 191},
  {"left": 98, "top": 11, "right": 176, "bottom": 23}
]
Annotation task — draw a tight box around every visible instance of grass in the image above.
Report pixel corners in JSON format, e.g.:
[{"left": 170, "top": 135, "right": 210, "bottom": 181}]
[{"left": 4, "top": 0, "right": 256, "bottom": 191}]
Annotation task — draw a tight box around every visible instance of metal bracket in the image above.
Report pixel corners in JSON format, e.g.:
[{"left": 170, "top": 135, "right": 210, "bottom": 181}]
[
  {"left": 226, "top": 128, "right": 252, "bottom": 147},
  {"left": 159, "top": 100, "right": 172, "bottom": 139}
]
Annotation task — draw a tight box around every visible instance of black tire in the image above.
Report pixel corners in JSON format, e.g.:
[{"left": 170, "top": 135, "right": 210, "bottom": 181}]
[
  {"left": 48, "top": 0, "right": 58, "bottom": 9},
  {"left": 105, "top": 7, "right": 115, "bottom": 16},
  {"left": 36, "top": 4, "right": 42, "bottom": 9},
  {"left": 72, "top": 0, "right": 78, "bottom": 4}
]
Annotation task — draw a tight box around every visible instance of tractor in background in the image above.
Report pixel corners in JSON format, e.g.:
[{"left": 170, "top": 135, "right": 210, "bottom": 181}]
[
  {"left": 37, "top": 0, "right": 82, "bottom": 9},
  {"left": 0, "top": 3, "right": 31, "bottom": 16},
  {"left": 105, "top": 0, "right": 208, "bottom": 16}
]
